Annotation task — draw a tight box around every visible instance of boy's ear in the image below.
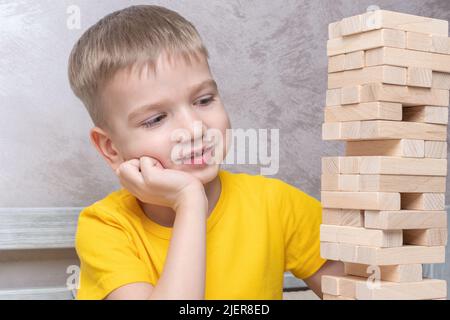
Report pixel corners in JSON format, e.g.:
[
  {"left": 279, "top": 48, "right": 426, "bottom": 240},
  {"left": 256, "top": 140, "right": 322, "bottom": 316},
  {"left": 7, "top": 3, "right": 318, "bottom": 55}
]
[{"left": 89, "top": 127, "right": 122, "bottom": 171}]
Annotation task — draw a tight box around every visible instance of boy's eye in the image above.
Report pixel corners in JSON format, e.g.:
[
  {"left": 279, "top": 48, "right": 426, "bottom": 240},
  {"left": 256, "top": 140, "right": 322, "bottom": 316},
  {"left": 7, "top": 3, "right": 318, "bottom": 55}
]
[
  {"left": 196, "top": 96, "right": 215, "bottom": 106},
  {"left": 141, "top": 114, "right": 167, "bottom": 128}
]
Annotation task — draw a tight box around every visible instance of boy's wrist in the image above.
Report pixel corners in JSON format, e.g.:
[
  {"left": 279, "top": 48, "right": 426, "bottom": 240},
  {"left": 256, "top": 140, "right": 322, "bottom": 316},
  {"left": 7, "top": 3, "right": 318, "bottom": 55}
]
[{"left": 173, "top": 183, "right": 208, "bottom": 213}]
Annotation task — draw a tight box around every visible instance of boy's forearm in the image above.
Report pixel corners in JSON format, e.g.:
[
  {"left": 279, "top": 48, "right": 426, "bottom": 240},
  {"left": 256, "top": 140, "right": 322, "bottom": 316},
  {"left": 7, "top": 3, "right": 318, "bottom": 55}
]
[
  {"left": 303, "top": 260, "right": 345, "bottom": 299},
  {"left": 148, "top": 192, "right": 208, "bottom": 300}
]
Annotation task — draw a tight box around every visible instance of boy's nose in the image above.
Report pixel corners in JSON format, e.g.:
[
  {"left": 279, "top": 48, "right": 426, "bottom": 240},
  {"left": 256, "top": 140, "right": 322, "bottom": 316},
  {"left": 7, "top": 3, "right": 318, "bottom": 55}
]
[{"left": 176, "top": 107, "right": 208, "bottom": 142}]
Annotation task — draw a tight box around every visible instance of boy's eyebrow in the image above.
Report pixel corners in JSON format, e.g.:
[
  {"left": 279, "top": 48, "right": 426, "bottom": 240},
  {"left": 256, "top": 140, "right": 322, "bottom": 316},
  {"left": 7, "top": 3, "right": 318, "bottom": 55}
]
[{"left": 127, "top": 79, "right": 218, "bottom": 123}]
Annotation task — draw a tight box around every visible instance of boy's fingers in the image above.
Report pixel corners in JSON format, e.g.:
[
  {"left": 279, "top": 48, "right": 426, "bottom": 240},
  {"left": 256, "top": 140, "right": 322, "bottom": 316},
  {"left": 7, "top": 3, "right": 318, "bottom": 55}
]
[
  {"left": 128, "top": 159, "right": 141, "bottom": 170},
  {"left": 141, "top": 156, "right": 164, "bottom": 168},
  {"left": 119, "top": 161, "right": 145, "bottom": 188},
  {"left": 140, "top": 156, "right": 163, "bottom": 185},
  {"left": 115, "top": 159, "right": 140, "bottom": 176}
]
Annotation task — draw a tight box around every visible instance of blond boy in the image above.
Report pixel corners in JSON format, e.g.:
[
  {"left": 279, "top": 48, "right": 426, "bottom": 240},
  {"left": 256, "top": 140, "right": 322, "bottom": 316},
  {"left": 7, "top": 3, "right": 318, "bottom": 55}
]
[{"left": 68, "top": 5, "right": 344, "bottom": 300}]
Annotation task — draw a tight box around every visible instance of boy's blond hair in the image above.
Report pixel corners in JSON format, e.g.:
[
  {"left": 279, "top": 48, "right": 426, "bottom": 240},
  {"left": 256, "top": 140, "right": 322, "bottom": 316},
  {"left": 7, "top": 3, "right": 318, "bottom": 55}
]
[{"left": 68, "top": 5, "right": 209, "bottom": 130}]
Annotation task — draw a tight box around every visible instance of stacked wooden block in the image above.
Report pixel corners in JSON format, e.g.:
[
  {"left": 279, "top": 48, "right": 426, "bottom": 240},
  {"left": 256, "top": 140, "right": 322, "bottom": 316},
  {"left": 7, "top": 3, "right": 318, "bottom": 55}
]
[{"left": 320, "top": 10, "right": 449, "bottom": 300}]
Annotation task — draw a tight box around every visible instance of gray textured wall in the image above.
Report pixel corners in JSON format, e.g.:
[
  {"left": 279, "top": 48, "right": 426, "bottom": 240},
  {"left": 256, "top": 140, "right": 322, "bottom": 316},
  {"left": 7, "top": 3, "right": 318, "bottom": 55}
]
[
  {"left": 1, "top": 0, "right": 450, "bottom": 205},
  {"left": 1, "top": 0, "right": 450, "bottom": 295}
]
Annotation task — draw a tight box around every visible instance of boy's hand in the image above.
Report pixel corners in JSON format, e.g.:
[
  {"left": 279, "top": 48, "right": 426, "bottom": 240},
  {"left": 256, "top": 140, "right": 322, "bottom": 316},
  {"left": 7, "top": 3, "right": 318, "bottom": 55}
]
[{"left": 115, "top": 156, "right": 206, "bottom": 211}]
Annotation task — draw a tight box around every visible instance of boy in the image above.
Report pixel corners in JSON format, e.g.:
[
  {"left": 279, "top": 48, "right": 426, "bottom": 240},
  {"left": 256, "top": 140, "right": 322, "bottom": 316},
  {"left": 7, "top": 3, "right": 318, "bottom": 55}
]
[{"left": 68, "top": 4, "right": 344, "bottom": 300}]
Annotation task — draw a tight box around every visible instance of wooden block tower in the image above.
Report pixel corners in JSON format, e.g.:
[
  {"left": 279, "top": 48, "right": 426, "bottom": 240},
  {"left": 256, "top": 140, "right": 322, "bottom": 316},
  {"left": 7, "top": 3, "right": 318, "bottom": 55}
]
[{"left": 320, "top": 9, "right": 450, "bottom": 300}]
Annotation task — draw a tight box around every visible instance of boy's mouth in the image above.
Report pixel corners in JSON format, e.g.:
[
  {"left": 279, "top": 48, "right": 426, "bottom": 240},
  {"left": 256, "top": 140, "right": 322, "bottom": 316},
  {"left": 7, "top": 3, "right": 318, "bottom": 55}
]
[{"left": 178, "top": 144, "right": 215, "bottom": 164}]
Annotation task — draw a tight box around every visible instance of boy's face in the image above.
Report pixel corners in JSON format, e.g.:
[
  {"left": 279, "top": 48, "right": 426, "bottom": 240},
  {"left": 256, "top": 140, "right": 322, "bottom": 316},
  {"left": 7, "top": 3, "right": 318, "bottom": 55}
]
[{"left": 93, "top": 51, "right": 231, "bottom": 185}]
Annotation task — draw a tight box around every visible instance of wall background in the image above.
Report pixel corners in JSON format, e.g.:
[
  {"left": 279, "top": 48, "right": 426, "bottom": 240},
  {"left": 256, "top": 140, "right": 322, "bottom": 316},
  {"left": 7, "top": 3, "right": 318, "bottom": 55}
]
[{"left": 1, "top": 0, "right": 449, "bottom": 296}]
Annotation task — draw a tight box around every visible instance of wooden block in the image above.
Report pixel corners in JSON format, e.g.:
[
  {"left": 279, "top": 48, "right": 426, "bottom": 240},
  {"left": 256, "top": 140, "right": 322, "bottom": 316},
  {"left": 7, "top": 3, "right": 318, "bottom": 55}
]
[
  {"left": 365, "top": 210, "right": 447, "bottom": 230},
  {"left": 328, "top": 65, "right": 407, "bottom": 89},
  {"left": 322, "top": 156, "right": 358, "bottom": 174},
  {"left": 322, "top": 157, "right": 339, "bottom": 174},
  {"left": 320, "top": 241, "right": 340, "bottom": 260},
  {"left": 407, "top": 67, "right": 432, "bottom": 88},
  {"left": 359, "top": 174, "right": 446, "bottom": 193},
  {"left": 403, "top": 106, "right": 448, "bottom": 125},
  {"left": 373, "top": 10, "right": 448, "bottom": 36},
  {"left": 431, "top": 35, "right": 450, "bottom": 54},
  {"left": 401, "top": 193, "right": 445, "bottom": 210},
  {"left": 328, "top": 21, "right": 342, "bottom": 39},
  {"left": 322, "top": 122, "right": 341, "bottom": 140},
  {"left": 432, "top": 71, "right": 450, "bottom": 89},
  {"left": 340, "top": 14, "right": 363, "bottom": 36},
  {"left": 346, "top": 139, "right": 424, "bottom": 158},
  {"left": 329, "top": 51, "right": 366, "bottom": 73},
  {"left": 403, "top": 229, "right": 448, "bottom": 246},
  {"left": 323, "top": 294, "right": 355, "bottom": 300},
  {"left": 321, "top": 173, "right": 340, "bottom": 189},
  {"left": 323, "top": 120, "right": 447, "bottom": 141},
  {"left": 425, "top": 141, "right": 447, "bottom": 158},
  {"left": 321, "top": 174, "right": 359, "bottom": 191},
  {"left": 360, "top": 121, "right": 447, "bottom": 141},
  {"left": 344, "top": 51, "right": 365, "bottom": 70},
  {"left": 359, "top": 157, "right": 447, "bottom": 176},
  {"left": 322, "top": 209, "right": 364, "bottom": 227},
  {"left": 360, "top": 83, "right": 449, "bottom": 107},
  {"left": 407, "top": 31, "right": 433, "bottom": 52},
  {"left": 321, "top": 275, "right": 339, "bottom": 295},
  {"left": 366, "top": 46, "right": 450, "bottom": 73},
  {"left": 341, "top": 85, "right": 361, "bottom": 105},
  {"left": 324, "top": 174, "right": 446, "bottom": 193},
  {"left": 344, "top": 263, "right": 423, "bottom": 283},
  {"left": 357, "top": 10, "right": 448, "bottom": 36},
  {"left": 328, "top": 54, "right": 345, "bottom": 73},
  {"left": 353, "top": 244, "right": 446, "bottom": 265},
  {"left": 321, "top": 242, "right": 446, "bottom": 265},
  {"left": 326, "top": 83, "right": 449, "bottom": 106},
  {"left": 355, "top": 278, "right": 447, "bottom": 300},
  {"left": 322, "top": 121, "right": 347, "bottom": 140},
  {"left": 338, "top": 156, "right": 360, "bottom": 174},
  {"left": 323, "top": 156, "right": 446, "bottom": 176},
  {"left": 334, "top": 9, "right": 449, "bottom": 40},
  {"left": 320, "top": 224, "right": 403, "bottom": 247},
  {"left": 322, "top": 156, "right": 361, "bottom": 175},
  {"left": 321, "top": 174, "right": 354, "bottom": 191},
  {"left": 327, "top": 29, "right": 406, "bottom": 56},
  {"left": 336, "top": 275, "right": 363, "bottom": 299},
  {"left": 324, "top": 102, "right": 402, "bottom": 122},
  {"left": 323, "top": 122, "right": 363, "bottom": 140},
  {"left": 340, "top": 120, "right": 362, "bottom": 140},
  {"left": 326, "top": 88, "right": 341, "bottom": 106},
  {"left": 321, "top": 192, "right": 400, "bottom": 210},
  {"left": 321, "top": 275, "right": 365, "bottom": 298}
]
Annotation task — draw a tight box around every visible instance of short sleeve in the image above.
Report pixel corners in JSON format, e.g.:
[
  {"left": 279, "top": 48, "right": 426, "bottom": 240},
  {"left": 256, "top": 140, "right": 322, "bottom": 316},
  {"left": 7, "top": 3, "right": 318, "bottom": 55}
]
[
  {"left": 277, "top": 180, "right": 327, "bottom": 279},
  {"left": 75, "top": 207, "right": 153, "bottom": 300}
]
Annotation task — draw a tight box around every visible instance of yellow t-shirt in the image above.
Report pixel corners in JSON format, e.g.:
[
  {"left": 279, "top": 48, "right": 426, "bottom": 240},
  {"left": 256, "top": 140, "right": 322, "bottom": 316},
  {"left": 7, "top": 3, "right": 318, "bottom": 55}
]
[{"left": 75, "top": 169, "right": 326, "bottom": 299}]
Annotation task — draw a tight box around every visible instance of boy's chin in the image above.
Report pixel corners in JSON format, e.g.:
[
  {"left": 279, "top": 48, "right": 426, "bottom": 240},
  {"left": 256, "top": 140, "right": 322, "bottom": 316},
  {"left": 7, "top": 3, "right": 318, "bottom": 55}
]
[{"left": 182, "top": 163, "right": 220, "bottom": 185}]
